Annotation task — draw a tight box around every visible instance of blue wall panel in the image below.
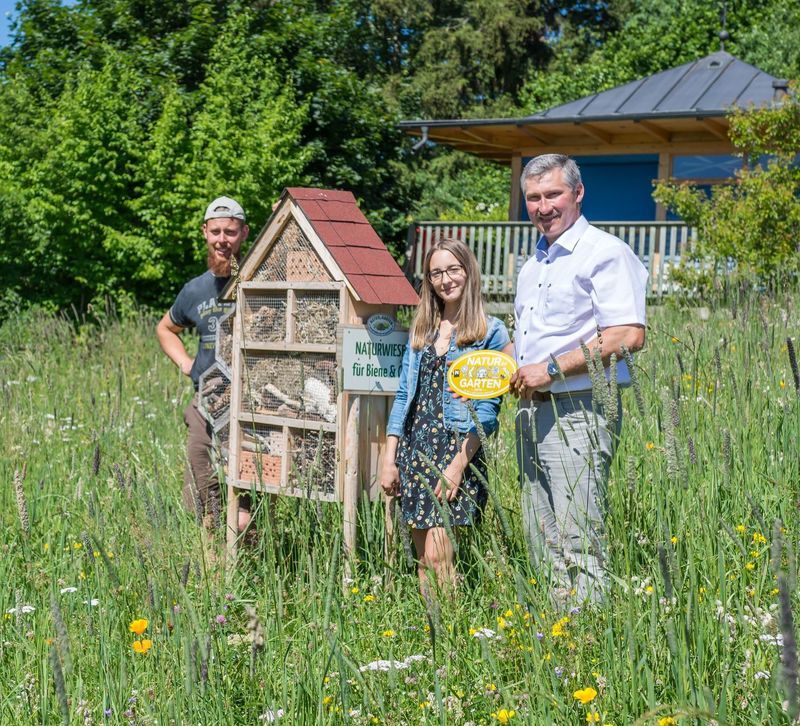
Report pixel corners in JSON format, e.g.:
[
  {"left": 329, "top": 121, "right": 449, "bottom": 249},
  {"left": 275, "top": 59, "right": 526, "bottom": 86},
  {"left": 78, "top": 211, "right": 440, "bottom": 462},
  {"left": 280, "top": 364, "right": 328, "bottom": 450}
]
[{"left": 518, "top": 154, "right": 659, "bottom": 222}]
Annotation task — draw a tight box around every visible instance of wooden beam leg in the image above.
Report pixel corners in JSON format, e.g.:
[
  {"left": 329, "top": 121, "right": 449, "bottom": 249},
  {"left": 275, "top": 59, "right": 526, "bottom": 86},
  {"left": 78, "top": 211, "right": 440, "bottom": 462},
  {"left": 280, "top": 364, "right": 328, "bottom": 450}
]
[
  {"left": 384, "top": 495, "right": 396, "bottom": 588},
  {"left": 226, "top": 484, "right": 238, "bottom": 573},
  {"left": 343, "top": 395, "right": 360, "bottom": 590}
]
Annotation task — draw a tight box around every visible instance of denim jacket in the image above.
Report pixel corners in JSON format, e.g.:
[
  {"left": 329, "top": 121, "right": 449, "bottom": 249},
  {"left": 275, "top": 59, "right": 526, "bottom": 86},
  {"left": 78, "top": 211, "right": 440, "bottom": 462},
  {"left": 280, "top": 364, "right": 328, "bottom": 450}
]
[{"left": 387, "top": 316, "right": 510, "bottom": 438}]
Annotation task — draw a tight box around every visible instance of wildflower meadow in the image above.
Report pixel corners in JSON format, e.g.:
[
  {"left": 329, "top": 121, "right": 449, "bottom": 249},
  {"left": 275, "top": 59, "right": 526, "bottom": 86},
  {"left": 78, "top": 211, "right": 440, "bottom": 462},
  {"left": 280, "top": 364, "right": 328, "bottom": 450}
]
[{"left": 1, "top": 286, "right": 799, "bottom": 724}]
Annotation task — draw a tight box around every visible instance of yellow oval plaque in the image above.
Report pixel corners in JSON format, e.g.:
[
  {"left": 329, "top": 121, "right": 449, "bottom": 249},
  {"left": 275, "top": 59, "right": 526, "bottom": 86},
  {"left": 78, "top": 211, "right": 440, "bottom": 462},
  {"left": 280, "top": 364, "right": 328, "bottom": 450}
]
[{"left": 447, "top": 350, "right": 518, "bottom": 400}]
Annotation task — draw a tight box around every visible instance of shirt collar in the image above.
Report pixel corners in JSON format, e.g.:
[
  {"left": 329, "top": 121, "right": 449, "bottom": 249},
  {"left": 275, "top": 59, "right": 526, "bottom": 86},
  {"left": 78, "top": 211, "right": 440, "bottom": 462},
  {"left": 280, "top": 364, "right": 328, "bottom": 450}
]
[{"left": 535, "top": 215, "right": 589, "bottom": 259}]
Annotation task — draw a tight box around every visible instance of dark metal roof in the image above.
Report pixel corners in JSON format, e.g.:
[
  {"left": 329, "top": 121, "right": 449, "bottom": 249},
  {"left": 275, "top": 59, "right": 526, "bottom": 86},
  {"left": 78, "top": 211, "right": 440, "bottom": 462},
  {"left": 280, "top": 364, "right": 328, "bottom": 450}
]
[
  {"left": 398, "top": 52, "right": 785, "bottom": 160},
  {"left": 526, "top": 51, "right": 778, "bottom": 122}
]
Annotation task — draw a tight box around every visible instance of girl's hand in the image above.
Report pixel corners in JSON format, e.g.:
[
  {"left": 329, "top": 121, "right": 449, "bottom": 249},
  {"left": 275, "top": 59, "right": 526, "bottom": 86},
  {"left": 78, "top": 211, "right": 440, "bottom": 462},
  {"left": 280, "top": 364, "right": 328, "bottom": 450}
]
[
  {"left": 380, "top": 463, "right": 401, "bottom": 497},
  {"left": 435, "top": 461, "right": 464, "bottom": 502}
]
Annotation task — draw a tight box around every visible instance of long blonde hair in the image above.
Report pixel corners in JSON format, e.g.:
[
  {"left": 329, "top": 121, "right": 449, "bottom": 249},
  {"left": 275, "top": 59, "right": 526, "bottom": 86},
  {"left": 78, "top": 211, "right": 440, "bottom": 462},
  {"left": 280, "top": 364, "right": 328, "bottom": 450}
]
[{"left": 409, "top": 237, "right": 487, "bottom": 350}]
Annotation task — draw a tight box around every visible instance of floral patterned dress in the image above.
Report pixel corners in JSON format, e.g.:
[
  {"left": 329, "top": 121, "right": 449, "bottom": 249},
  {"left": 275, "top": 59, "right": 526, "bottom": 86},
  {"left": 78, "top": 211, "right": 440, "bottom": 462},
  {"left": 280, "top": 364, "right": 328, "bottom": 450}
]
[{"left": 396, "top": 345, "right": 488, "bottom": 529}]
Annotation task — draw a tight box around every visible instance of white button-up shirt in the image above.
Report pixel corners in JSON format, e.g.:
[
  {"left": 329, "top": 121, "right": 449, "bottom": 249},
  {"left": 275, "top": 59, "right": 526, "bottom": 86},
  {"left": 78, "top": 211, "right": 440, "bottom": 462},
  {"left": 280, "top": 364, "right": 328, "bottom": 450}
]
[{"left": 514, "top": 215, "right": 648, "bottom": 393}]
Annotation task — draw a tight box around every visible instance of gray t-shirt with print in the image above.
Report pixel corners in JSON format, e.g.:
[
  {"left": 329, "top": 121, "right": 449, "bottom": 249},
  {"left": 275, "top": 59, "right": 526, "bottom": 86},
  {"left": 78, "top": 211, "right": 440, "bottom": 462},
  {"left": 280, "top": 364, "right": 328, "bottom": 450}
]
[{"left": 168, "top": 270, "right": 234, "bottom": 389}]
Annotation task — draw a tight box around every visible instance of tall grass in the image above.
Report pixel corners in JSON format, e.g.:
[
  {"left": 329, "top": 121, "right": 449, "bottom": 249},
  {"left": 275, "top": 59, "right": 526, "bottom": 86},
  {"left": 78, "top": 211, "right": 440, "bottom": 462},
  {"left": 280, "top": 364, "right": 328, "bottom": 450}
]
[{"left": 0, "top": 289, "right": 797, "bottom": 724}]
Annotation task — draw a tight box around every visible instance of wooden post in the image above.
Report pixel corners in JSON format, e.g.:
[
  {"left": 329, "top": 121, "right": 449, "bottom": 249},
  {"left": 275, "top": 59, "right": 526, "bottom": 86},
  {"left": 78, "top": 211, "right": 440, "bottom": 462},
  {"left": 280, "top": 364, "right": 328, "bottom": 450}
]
[
  {"left": 652, "top": 151, "right": 672, "bottom": 288},
  {"left": 343, "top": 394, "right": 360, "bottom": 587},
  {"left": 384, "top": 495, "right": 396, "bottom": 587},
  {"left": 655, "top": 151, "right": 672, "bottom": 222},
  {"left": 508, "top": 155, "right": 522, "bottom": 221},
  {"left": 226, "top": 303, "right": 245, "bottom": 568}
]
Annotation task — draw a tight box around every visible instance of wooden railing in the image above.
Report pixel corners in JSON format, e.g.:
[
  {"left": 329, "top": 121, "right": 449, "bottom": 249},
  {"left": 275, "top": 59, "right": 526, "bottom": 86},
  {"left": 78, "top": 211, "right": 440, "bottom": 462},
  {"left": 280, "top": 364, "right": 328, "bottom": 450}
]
[{"left": 405, "top": 220, "right": 694, "bottom": 299}]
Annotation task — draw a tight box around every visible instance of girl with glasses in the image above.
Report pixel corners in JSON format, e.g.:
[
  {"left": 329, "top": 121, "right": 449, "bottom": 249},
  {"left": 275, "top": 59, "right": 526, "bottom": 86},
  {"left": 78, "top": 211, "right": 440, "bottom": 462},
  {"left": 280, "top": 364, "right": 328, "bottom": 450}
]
[{"left": 381, "top": 238, "right": 510, "bottom": 596}]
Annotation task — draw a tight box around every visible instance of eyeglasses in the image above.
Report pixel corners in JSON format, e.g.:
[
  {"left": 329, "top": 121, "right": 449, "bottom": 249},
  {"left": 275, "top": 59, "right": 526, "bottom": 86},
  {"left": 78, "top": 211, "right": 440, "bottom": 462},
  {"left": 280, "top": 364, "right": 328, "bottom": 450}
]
[{"left": 427, "top": 264, "right": 465, "bottom": 282}]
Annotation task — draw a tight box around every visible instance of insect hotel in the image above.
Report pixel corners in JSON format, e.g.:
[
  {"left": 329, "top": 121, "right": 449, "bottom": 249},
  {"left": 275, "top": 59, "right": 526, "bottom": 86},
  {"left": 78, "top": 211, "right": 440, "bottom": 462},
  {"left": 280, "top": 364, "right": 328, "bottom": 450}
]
[{"left": 198, "top": 187, "right": 418, "bottom": 560}]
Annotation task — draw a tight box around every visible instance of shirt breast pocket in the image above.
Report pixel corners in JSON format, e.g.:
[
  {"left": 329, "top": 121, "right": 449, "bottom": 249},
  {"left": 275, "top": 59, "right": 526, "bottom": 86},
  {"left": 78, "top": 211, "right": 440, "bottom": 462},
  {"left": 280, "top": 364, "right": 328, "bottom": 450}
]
[{"left": 543, "top": 284, "right": 575, "bottom": 327}]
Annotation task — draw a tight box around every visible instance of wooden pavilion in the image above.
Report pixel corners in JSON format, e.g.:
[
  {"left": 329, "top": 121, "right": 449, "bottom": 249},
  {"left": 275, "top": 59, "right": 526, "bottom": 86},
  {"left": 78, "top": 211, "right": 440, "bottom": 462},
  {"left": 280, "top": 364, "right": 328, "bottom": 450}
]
[
  {"left": 400, "top": 51, "right": 787, "bottom": 222},
  {"left": 399, "top": 51, "right": 788, "bottom": 299}
]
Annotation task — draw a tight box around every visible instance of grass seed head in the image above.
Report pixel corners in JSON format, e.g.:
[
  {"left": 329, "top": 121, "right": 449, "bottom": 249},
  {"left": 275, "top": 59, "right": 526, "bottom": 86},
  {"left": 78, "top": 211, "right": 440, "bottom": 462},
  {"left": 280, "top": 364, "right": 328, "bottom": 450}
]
[{"left": 14, "top": 465, "right": 30, "bottom": 537}]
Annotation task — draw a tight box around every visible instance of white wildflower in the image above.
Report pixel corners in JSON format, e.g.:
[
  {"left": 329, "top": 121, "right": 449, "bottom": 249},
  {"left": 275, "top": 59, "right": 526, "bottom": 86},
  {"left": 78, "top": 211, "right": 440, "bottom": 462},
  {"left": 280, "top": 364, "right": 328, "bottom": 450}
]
[
  {"left": 7, "top": 605, "right": 35, "bottom": 614},
  {"left": 60, "top": 587, "right": 78, "bottom": 594},
  {"left": 471, "top": 627, "right": 500, "bottom": 640}
]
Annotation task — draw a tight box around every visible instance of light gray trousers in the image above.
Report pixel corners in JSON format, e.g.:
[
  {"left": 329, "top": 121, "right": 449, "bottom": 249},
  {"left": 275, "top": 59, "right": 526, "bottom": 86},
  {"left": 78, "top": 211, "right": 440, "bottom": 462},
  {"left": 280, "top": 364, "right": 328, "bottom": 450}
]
[{"left": 516, "top": 392, "right": 620, "bottom": 604}]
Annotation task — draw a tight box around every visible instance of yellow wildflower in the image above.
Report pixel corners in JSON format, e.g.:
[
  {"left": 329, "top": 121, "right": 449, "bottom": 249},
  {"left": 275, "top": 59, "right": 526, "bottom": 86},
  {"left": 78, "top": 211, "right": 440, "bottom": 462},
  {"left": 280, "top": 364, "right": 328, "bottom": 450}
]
[
  {"left": 670, "top": 536, "right": 678, "bottom": 545},
  {"left": 772, "top": 588, "right": 780, "bottom": 596},
  {"left": 491, "top": 709, "right": 515, "bottom": 724},
  {"left": 132, "top": 639, "right": 152, "bottom": 654},
  {"left": 735, "top": 524, "right": 746, "bottom": 534},
  {"left": 586, "top": 713, "right": 601, "bottom": 723},
  {"left": 752, "top": 532, "right": 767, "bottom": 545},
  {"left": 73, "top": 542, "right": 82, "bottom": 550},
  {"left": 504, "top": 609, "right": 514, "bottom": 618},
  {"left": 658, "top": 717, "right": 677, "bottom": 726},
  {"left": 418, "top": 701, "right": 430, "bottom": 709},
  {"left": 551, "top": 616, "right": 569, "bottom": 637},
  {"left": 486, "top": 683, "right": 497, "bottom": 692},
  {"left": 573, "top": 687, "right": 598, "bottom": 704},
  {"left": 645, "top": 442, "right": 655, "bottom": 450},
  {"left": 381, "top": 629, "right": 396, "bottom": 638},
  {"left": 363, "top": 594, "right": 375, "bottom": 603},
  {"left": 322, "top": 696, "right": 333, "bottom": 706},
  {"left": 350, "top": 586, "right": 359, "bottom": 595},
  {"left": 129, "top": 618, "right": 148, "bottom": 635},
  {"left": 745, "top": 562, "right": 755, "bottom": 571}
]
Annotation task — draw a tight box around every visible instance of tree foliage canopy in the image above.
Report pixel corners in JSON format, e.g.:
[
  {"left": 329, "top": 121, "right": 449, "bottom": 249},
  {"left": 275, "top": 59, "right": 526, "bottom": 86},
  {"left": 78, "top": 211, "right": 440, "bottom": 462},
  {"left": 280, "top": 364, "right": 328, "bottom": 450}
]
[
  {"left": 654, "top": 86, "right": 800, "bottom": 289},
  {"left": 0, "top": 0, "right": 797, "bottom": 311}
]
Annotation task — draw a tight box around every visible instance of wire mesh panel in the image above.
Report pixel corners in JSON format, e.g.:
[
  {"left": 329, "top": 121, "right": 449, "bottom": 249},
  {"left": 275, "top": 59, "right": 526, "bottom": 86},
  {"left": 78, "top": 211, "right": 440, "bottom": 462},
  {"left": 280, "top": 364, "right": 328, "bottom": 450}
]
[
  {"left": 238, "top": 423, "right": 285, "bottom": 486},
  {"left": 242, "top": 293, "right": 287, "bottom": 344},
  {"left": 253, "top": 219, "right": 332, "bottom": 283},
  {"left": 198, "top": 363, "right": 231, "bottom": 433},
  {"left": 212, "top": 421, "right": 229, "bottom": 460},
  {"left": 294, "top": 291, "right": 340, "bottom": 345},
  {"left": 241, "top": 352, "right": 337, "bottom": 422},
  {"left": 215, "top": 308, "right": 235, "bottom": 374},
  {"left": 288, "top": 428, "right": 336, "bottom": 496}
]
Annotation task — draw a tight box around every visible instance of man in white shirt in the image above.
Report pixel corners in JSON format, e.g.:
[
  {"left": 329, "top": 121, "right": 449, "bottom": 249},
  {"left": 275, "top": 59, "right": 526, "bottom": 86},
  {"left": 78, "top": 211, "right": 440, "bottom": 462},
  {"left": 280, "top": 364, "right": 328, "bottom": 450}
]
[{"left": 509, "top": 154, "right": 648, "bottom": 604}]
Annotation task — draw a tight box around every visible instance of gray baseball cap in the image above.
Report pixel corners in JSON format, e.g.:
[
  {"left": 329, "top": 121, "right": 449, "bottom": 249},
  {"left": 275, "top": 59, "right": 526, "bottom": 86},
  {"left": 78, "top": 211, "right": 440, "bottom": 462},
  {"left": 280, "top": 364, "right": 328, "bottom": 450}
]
[{"left": 204, "top": 196, "right": 246, "bottom": 222}]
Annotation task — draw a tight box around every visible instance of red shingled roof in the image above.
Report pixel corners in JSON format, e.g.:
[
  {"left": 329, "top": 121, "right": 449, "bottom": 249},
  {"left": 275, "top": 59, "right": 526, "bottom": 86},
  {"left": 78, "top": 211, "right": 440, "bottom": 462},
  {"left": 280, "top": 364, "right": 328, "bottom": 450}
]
[{"left": 286, "top": 187, "right": 418, "bottom": 306}]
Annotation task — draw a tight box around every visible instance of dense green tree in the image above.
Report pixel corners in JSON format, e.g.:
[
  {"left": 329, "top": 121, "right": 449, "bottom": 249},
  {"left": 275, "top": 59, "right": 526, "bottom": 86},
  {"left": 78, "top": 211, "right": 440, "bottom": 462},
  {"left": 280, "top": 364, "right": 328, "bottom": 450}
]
[
  {"left": 520, "top": 0, "right": 792, "bottom": 113},
  {"left": 653, "top": 87, "right": 800, "bottom": 289},
  {"left": 0, "top": 0, "right": 796, "bottom": 311}
]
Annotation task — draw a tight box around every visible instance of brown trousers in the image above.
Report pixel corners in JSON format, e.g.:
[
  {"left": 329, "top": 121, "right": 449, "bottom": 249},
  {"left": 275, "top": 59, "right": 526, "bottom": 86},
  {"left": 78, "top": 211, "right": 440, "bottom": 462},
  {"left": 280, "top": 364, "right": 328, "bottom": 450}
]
[
  {"left": 182, "top": 398, "right": 221, "bottom": 522},
  {"left": 183, "top": 398, "right": 251, "bottom": 527}
]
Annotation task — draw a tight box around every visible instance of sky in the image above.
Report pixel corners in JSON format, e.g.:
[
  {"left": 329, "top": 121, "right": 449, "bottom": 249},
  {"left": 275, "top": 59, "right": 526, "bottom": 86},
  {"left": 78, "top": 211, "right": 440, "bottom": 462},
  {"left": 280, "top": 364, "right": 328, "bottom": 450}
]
[{"left": 0, "top": 0, "right": 15, "bottom": 47}]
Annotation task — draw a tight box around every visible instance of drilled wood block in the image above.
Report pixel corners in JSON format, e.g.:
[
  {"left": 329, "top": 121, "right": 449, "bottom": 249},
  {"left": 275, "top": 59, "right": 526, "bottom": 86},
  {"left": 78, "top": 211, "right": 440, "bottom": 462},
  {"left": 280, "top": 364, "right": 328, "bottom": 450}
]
[
  {"left": 238, "top": 451, "right": 282, "bottom": 485},
  {"left": 286, "top": 250, "right": 330, "bottom": 282}
]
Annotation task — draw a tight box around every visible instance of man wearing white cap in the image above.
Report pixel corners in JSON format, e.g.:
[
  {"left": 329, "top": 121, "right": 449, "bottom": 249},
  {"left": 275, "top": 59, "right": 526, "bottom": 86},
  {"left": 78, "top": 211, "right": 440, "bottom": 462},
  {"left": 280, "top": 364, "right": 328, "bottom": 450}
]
[{"left": 156, "top": 196, "right": 250, "bottom": 532}]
